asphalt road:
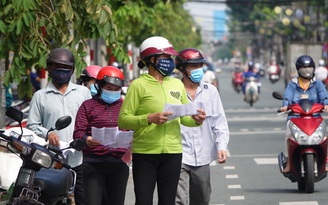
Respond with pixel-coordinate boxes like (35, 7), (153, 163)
(124, 65), (328, 205)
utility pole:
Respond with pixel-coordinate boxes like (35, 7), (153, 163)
(0, 59), (6, 129)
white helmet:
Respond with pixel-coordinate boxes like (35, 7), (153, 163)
(319, 59), (325, 66)
(138, 36), (178, 68)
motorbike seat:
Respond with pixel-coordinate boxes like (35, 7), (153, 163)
(34, 167), (73, 196)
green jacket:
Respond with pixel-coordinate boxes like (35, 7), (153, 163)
(118, 74), (198, 154)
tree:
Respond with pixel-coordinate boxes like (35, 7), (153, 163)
(0, 0), (130, 99)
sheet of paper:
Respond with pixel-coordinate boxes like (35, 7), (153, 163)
(163, 102), (204, 120)
(92, 126), (133, 149)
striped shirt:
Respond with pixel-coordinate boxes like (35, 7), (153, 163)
(73, 97), (126, 163)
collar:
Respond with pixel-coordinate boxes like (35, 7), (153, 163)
(46, 81), (77, 95)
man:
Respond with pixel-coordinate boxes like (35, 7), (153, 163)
(27, 48), (91, 205)
(175, 48), (230, 205)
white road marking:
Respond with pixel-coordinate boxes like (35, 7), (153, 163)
(230, 196), (245, 200)
(228, 184), (241, 189)
(226, 174), (238, 179)
(279, 202), (318, 205)
(223, 166), (235, 170)
(254, 158), (278, 164)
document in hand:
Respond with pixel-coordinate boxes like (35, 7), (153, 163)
(163, 102), (205, 121)
(91, 126), (134, 149)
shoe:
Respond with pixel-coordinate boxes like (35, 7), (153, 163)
(282, 157), (290, 173)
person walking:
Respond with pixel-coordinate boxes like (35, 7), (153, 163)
(77, 65), (102, 96)
(118, 36), (206, 205)
(74, 66), (129, 205)
(27, 48), (91, 205)
(175, 48), (230, 205)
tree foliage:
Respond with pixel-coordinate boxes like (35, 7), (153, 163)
(0, 0), (129, 98)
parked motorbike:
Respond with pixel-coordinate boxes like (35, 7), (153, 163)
(232, 70), (243, 93)
(268, 64), (280, 84)
(273, 91), (328, 193)
(244, 76), (259, 106)
(0, 106), (85, 204)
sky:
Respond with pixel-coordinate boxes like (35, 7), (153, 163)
(183, 2), (228, 43)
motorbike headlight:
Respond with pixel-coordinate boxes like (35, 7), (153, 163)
(290, 121), (325, 145)
(31, 149), (53, 168)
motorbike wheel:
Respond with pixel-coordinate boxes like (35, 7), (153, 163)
(249, 92), (253, 107)
(304, 154), (315, 193)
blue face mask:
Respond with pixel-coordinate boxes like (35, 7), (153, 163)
(189, 68), (204, 83)
(156, 58), (175, 76)
(89, 84), (98, 96)
(203, 66), (208, 72)
(101, 89), (121, 104)
(49, 68), (73, 84)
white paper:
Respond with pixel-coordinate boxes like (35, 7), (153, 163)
(92, 126), (133, 149)
(163, 102), (204, 120)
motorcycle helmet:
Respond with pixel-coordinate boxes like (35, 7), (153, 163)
(97, 66), (124, 87)
(319, 59), (325, 67)
(46, 48), (75, 67)
(175, 48), (206, 70)
(295, 55), (315, 79)
(138, 36), (178, 68)
(78, 65), (102, 85)
(248, 61), (254, 71)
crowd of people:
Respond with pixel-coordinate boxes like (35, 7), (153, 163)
(13, 35), (229, 205)
(7, 34), (328, 204)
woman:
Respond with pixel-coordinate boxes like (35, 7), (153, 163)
(118, 36), (206, 205)
(77, 65), (102, 96)
(74, 66), (129, 205)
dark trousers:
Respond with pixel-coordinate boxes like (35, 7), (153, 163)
(132, 153), (182, 205)
(83, 162), (129, 205)
(72, 165), (85, 205)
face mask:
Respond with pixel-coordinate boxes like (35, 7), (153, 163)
(203, 66), (208, 72)
(189, 68), (204, 83)
(298, 67), (314, 79)
(49, 68), (73, 84)
(101, 89), (121, 104)
(89, 84), (98, 96)
(156, 58), (175, 76)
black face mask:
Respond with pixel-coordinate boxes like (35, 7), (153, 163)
(49, 68), (73, 84)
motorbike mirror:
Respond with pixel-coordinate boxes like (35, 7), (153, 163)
(55, 116), (72, 131)
(272, 91), (284, 100)
(6, 106), (24, 141)
(6, 106), (23, 123)
(69, 139), (86, 151)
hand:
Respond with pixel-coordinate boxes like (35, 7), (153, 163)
(148, 112), (173, 125)
(86, 136), (101, 148)
(280, 106), (288, 112)
(192, 109), (206, 125)
(324, 105), (328, 113)
(218, 150), (227, 164)
(48, 132), (60, 147)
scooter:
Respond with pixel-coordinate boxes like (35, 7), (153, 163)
(0, 106), (85, 204)
(244, 76), (259, 107)
(268, 64), (280, 84)
(273, 91), (328, 193)
(232, 70), (243, 93)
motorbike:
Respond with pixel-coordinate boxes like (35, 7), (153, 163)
(268, 64), (280, 84)
(232, 70), (243, 93)
(244, 76), (259, 106)
(273, 91), (328, 193)
(0, 106), (85, 204)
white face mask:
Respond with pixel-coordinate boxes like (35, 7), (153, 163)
(298, 67), (314, 79)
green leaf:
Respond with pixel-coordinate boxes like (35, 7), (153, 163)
(0, 20), (6, 33)
(16, 18), (23, 35)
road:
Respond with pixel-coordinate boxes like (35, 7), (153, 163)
(124, 65), (328, 205)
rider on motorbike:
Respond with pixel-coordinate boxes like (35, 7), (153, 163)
(242, 61), (260, 100)
(280, 55), (328, 173)
(77, 65), (102, 96)
(314, 59), (328, 88)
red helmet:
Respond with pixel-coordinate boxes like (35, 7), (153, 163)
(138, 36), (178, 68)
(81, 65), (102, 79)
(175, 48), (206, 70)
(97, 66), (124, 87)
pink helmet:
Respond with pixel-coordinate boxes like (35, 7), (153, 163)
(138, 36), (178, 68)
(81, 65), (102, 79)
